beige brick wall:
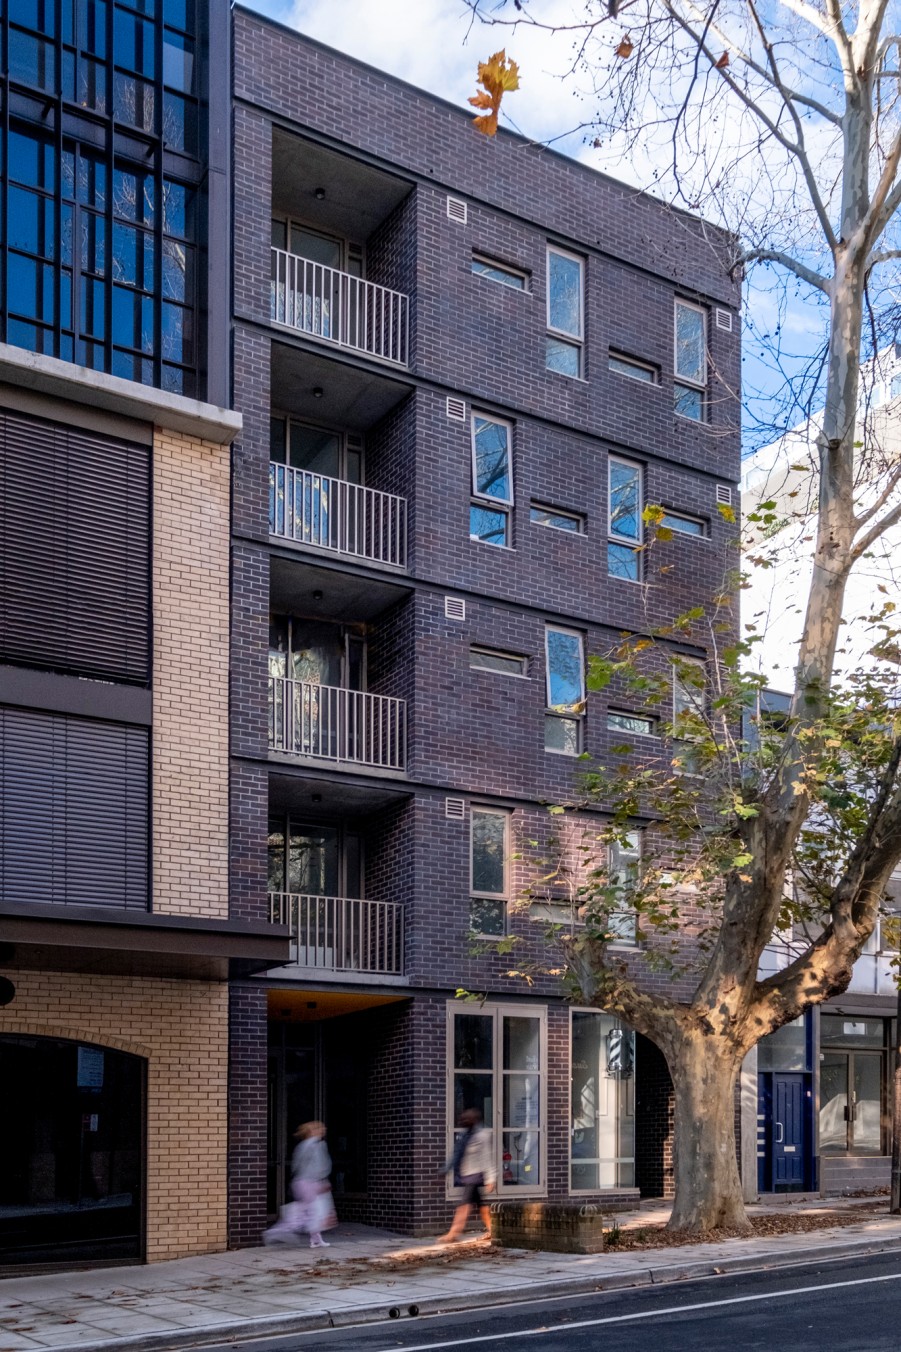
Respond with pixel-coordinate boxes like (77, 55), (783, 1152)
(152, 428), (230, 918)
(0, 970), (228, 1262)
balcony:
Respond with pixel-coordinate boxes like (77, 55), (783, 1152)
(269, 676), (407, 771)
(270, 462), (407, 569)
(271, 248), (410, 367)
(269, 892), (404, 975)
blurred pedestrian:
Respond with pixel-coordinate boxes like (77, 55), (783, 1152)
(291, 1119), (335, 1248)
(437, 1107), (496, 1243)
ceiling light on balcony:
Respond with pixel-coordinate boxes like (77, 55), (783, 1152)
(312, 386), (324, 398)
(312, 590), (324, 601)
(314, 187), (326, 200)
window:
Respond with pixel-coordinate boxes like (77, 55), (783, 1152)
(470, 414), (513, 547)
(470, 647), (528, 678)
(660, 511), (707, 538)
(674, 300), (707, 421)
(607, 711), (656, 736)
(470, 808), (509, 935)
(449, 1006), (545, 1195)
(546, 247), (583, 377)
(472, 255), (528, 291)
(545, 627), (584, 754)
(672, 657), (707, 773)
(608, 458), (642, 581)
(608, 830), (641, 944)
(609, 352), (657, 384)
(530, 504), (585, 534)
(570, 1011), (635, 1191)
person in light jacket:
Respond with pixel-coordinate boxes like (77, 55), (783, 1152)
(436, 1107), (496, 1243)
(291, 1120), (334, 1248)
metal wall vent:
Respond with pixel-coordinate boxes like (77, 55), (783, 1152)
(445, 797), (466, 820)
(445, 596), (467, 621)
(716, 484), (733, 506)
(446, 396), (467, 422)
(447, 196), (468, 224)
(715, 308), (733, 333)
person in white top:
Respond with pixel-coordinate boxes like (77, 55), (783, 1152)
(436, 1107), (497, 1244)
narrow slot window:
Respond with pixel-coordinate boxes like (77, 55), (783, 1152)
(607, 711), (656, 736)
(470, 647), (528, 677)
(530, 503), (585, 534)
(609, 352), (657, 384)
(472, 255), (528, 291)
(660, 511), (707, 538)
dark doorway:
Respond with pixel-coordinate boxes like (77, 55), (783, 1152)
(0, 1036), (144, 1268)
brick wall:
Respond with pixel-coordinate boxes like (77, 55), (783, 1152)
(227, 982), (269, 1247)
(152, 428), (230, 918)
(0, 970), (228, 1260)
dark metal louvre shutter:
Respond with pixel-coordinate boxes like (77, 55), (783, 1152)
(0, 707), (149, 910)
(0, 410), (150, 683)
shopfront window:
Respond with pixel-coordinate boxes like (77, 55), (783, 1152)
(819, 1015), (888, 1156)
(449, 1006), (545, 1193)
(570, 1011), (635, 1191)
(0, 1035), (143, 1267)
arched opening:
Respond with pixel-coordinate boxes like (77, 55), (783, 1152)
(0, 1035), (145, 1268)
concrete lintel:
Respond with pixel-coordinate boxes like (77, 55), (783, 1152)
(0, 342), (242, 444)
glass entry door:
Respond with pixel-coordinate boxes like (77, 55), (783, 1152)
(0, 1036), (143, 1267)
(820, 1051), (884, 1155)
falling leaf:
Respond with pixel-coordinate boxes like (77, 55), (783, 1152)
(616, 35), (634, 58)
(469, 50), (520, 136)
(715, 51), (730, 68)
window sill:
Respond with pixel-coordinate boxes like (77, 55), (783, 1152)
(469, 536), (516, 551)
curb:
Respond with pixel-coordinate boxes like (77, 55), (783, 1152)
(28, 1231), (901, 1352)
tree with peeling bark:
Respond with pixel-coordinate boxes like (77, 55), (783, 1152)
(466, 0), (901, 1236)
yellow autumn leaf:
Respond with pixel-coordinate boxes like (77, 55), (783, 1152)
(469, 49), (520, 136)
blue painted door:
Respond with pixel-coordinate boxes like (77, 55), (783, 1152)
(773, 1073), (805, 1188)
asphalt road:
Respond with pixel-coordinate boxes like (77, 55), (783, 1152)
(222, 1249), (901, 1352)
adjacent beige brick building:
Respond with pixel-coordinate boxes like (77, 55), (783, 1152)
(152, 428), (231, 921)
(0, 971), (229, 1261)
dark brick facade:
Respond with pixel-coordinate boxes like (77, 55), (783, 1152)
(227, 7), (741, 1241)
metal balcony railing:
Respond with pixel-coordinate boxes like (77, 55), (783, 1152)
(269, 892), (404, 975)
(269, 677), (407, 771)
(271, 248), (410, 366)
(269, 463), (407, 568)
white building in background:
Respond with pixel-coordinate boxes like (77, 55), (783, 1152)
(740, 350), (901, 1199)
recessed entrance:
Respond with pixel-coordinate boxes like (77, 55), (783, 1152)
(0, 1035), (144, 1268)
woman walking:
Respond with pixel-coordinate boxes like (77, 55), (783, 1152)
(437, 1107), (496, 1243)
(291, 1120), (335, 1248)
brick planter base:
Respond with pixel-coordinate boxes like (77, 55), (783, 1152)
(490, 1194), (639, 1253)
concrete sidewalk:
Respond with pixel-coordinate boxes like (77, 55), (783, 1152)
(2, 1204), (901, 1352)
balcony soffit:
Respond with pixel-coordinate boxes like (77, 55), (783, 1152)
(269, 554), (410, 622)
(271, 133), (413, 241)
(270, 344), (410, 430)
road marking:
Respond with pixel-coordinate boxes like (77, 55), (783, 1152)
(388, 1264), (901, 1350)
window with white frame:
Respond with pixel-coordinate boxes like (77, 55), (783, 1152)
(607, 829), (641, 944)
(674, 300), (707, 421)
(472, 255), (529, 291)
(660, 510), (707, 538)
(530, 503), (586, 534)
(546, 247), (584, 377)
(570, 1010), (635, 1191)
(470, 414), (513, 546)
(449, 1005), (545, 1194)
(544, 626), (585, 754)
(607, 710), (656, 736)
(609, 352), (657, 384)
(672, 657), (707, 773)
(470, 646), (528, 678)
(470, 807), (509, 935)
(608, 458), (643, 581)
